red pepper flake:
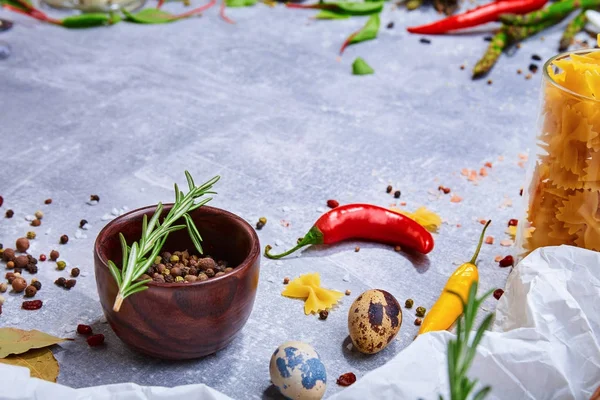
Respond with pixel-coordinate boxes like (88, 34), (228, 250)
(456, 224), (462, 228)
(87, 334), (105, 347)
(493, 288), (504, 300)
(508, 219), (518, 227)
(450, 195), (462, 203)
(499, 255), (514, 267)
(400, 201), (407, 206)
(467, 170), (478, 182)
(438, 186), (451, 194)
(484, 236), (494, 245)
(280, 220), (290, 228)
(461, 168), (469, 176)
(479, 168), (488, 177)
(336, 372), (357, 386)
(484, 162), (493, 168)
(22, 300), (43, 310)
(494, 255), (503, 262)
(77, 324), (93, 335)
(327, 199), (339, 209)
(517, 161), (526, 168)
(500, 239), (514, 247)
(479, 219), (487, 225)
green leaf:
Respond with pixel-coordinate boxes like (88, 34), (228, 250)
(334, 1), (383, 15)
(61, 13), (112, 28)
(350, 13), (380, 45)
(352, 57), (374, 75)
(184, 213), (204, 254)
(473, 386), (492, 400)
(123, 8), (177, 24)
(108, 260), (122, 286)
(226, 0), (256, 7)
(119, 233), (129, 277)
(146, 202), (163, 235)
(0, 329), (69, 358)
(123, 285), (149, 297)
(123, 279), (151, 297)
(185, 170), (195, 191)
(314, 9), (350, 19)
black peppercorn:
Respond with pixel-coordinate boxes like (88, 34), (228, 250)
(60, 235), (69, 244)
(164, 274), (174, 283)
(319, 310), (329, 320)
(55, 277), (66, 287)
(394, 190), (401, 199)
(90, 194), (100, 202)
(386, 185), (392, 193)
(71, 268), (80, 277)
(5, 209), (14, 218)
(31, 281), (42, 291)
(79, 219), (88, 228)
(65, 279), (76, 289)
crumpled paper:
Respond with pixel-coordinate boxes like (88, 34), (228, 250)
(331, 245), (600, 400)
(586, 10), (600, 33)
(1, 246), (599, 399)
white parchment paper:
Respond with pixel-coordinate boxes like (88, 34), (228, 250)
(1, 246), (599, 399)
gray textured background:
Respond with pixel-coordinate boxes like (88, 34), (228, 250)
(0, 4), (583, 398)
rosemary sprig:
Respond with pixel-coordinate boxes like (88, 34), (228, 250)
(109, 172), (220, 312)
(443, 281), (495, 400)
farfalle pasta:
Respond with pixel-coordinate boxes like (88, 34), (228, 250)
(518, 40), (600, 256)
(281, 273), (344, 315)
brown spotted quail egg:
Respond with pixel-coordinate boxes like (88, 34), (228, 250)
(348, 289), (402, 354)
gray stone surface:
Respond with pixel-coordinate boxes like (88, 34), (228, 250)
(0, 4), (581, 398)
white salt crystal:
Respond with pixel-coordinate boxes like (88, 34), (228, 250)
(25, 215), (35, 221)
(111, 208), (120, 216)
(102, 214), (114, 221)
(274, 240), (283, 247)
(343, 274), (350, 282)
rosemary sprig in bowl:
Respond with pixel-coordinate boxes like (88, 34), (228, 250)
(109, 171), (220, 312)
(443, 281), (495, 400)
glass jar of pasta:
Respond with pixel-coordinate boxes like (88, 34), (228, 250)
(517, 47), (600, 258)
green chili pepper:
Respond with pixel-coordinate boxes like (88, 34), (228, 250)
(123, 8), (178, 24)
(559, 11), (587, 51)
(314, 9), (350, 19)
(287, 1), (384, 16)
(61, 13), (112, 28)
(225, 0), (256, 7)
(472, 30), (507, 79)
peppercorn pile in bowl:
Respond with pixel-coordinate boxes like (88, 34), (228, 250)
(143, 250), (231, 284)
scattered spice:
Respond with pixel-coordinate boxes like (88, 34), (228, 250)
(336, 372), (357, 386)
(484, 236), (494, 245)
(34, 210), (43, 219)
(0, 196), (2, 207)
(529, 64), (538, 73)
(16, 238), (30, 252)
(31, 281), (41, 291)
(508, 219), (518, 226)
(483, 36), (492, 41)
(525, 73), (532, 80)
(44, 198), (52, 204)
(479, 167), (488, 177)
(5, 209), (14, 218)
(54, 277), (66, 287)
(438, 185), (451, 194)
(71, 268), (80, 277)
(0, 283), (7, 293)
(345, 289), (351, 296)
(394, 190), (401, 199)
(22, 300), (43, 310)
(532, 54), (541, 61)
(354, 246), (360, 252)
(487, 79), (493, 85)
(24, 285), (37, 298)
(87, 334), (105, 347)
(450, 195), (462, 203)
(90, 194), (100, 202)
(39, 254), (46, 262)
(493, 288), (504, 300)
(416, 306), (426, 317)
(49, 250), (59, 261)
(6, 261), (14, 269)
(394, 245), (402, 252)
(31, 219), (41, 227)
(79, 219), (88, 228)
(386, 185), (393, 194)
(484, 162), (493, 168)
(65, 279), (77, 289)
(414, 317), (422, 326)
(386, 21), (394, 29)
(499, 255), (514, 267)
(327, 199), (340, 208)
(59, 235), (69, 244)
(420, 37), (431, 44)
(494, 255), (503, 262)
(14, 255), (28, 269)
(319, 310), (329, 320)
(256, 220), (265, 230)
(77, 324), (93, 335)
(11, 277), (27, 293)
(26, 231), (36, 240)
(283, 277), (290, 285)
(56, 261), (66, 271)
(405, 298), (414, 308)
(460, 64), (465, 70)
(500, 239), (514, 247)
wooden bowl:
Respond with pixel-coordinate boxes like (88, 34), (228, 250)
(94, 204), (260, 360)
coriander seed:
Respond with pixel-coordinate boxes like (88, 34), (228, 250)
(345, 289), (351, 296)
(34, 210), (43, 219)
(416, 306), (426, 317)
(6, 261), (14, 269)
(26, 231), (36, 239)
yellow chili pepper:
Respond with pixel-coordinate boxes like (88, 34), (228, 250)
(418, 220), (491, 335)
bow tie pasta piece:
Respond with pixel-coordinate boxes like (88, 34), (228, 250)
(282, 273), (344, 315)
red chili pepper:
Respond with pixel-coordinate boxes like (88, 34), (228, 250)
(265, 204), (434, 259)
(406, 0), (548, 35)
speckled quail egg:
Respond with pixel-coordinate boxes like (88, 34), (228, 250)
(348, 289), (402, 354)
(269, 341), (327, 400)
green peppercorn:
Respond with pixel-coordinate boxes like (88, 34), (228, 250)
(405, 299), (414, 309)
(154, 256), (162, 264)
(56, 261), (66, 271)
(162, 268), (170, 276)
(26, 231), (36, 240)
(259, 217), (267, 224)
(416, 306), (426, 317)
(175, 276), (184, 282)
(170, 255), (179, 263)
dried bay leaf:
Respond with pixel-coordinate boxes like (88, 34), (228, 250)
(0, 328), (69, 358)
(0, 348), (59, 382)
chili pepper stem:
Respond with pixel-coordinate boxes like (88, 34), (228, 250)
(265, 227), (323, 259)
(469, 220), (491, 265)
(219, 0), (235, 24)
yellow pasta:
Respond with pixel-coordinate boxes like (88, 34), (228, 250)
(390, 206), (442, 233)
(520, 43), (600, 256)
(282, 273), (344, 315)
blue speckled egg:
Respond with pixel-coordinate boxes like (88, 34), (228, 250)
(269, 341), (327, 400)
